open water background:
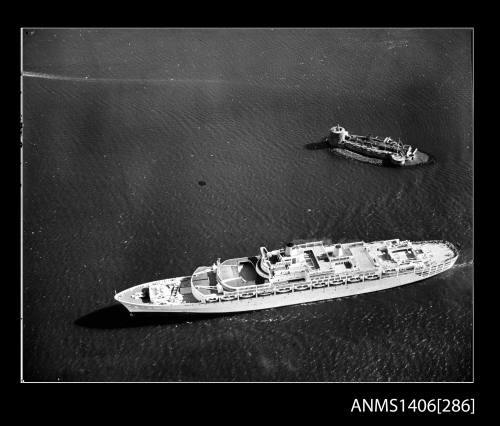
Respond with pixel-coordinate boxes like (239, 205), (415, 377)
(22, 28), (473, 381)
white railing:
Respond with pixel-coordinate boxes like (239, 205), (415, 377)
(414, 261), (448, 277)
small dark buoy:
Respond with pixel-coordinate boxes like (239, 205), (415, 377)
(198, 180), (207, 186)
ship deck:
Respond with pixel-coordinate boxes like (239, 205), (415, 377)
(191, 266), (219, 295)
(218, 257), (265, 289)
(349, 245), (376, 271)
(115, 276), (199, 306)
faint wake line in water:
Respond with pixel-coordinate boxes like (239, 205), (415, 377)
(455, 259), (474, 269)
(22, 71), (229, 85)
(22, 71), (317, 91)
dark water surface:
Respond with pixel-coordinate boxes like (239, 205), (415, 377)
(22, 28), (472, 381)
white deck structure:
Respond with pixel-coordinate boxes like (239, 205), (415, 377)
(115, 239), (458, 314)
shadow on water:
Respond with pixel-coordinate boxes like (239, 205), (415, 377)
(75, 304), (242, 329)
(304, 138), (331, 151)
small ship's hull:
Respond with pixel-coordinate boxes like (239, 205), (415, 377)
(116, 258), (456, 315)
(326, 125), (427, 166)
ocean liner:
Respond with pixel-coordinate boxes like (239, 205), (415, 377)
(327, 125), (421, 166)
(115, 238), (458, 315)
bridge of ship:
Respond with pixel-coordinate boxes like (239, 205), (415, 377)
(188, 256), (267, 295)
(216, 257), (267, 289)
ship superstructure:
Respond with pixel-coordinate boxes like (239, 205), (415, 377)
(327, 125), (418, 166)
(115, 238), (458, 314)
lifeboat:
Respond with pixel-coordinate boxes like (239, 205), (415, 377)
(221, 294), (237, 301)
(331, 279), (344, 285)
(312, 282), (327, 288)
(347, 276), (361, 283)
(294, 284), (310, 291)
(258, 290), (273, 296)
(276, 287), (292, 294)
(364, 274), (380, 280)
(382, 269), (397, 275)
(205, 296), (219, 303)
(239, 292), (256, 299)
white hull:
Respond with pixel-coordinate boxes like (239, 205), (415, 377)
(118, 259), (456, 315)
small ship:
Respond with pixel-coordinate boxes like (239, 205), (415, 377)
(327, 125), (422, 166)
(115, 238), (458, 315)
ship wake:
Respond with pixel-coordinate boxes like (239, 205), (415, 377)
(22, 71), (228, 85)
(454, 259), (474, 269)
